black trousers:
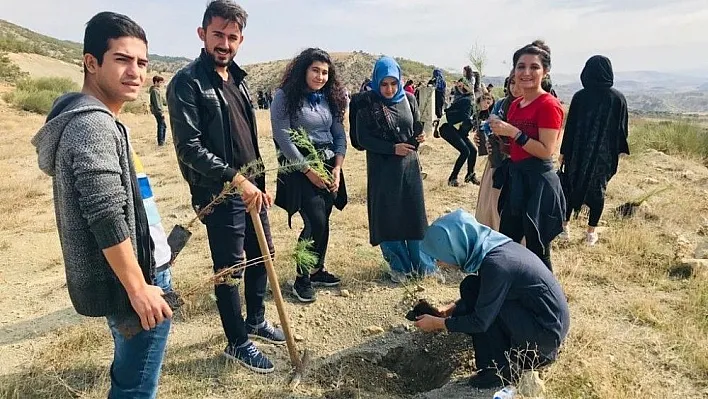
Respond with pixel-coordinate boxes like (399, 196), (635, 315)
(455, 275), (557, 373)
(440, 124), (477, 180)
(195, 194), (274, 346)
(565, 195), (605, 227)
(499, 213), (553, 272)
(297, 181), (334, 275)
(435, 90), (445, 119)
(153, 113), (166, 145)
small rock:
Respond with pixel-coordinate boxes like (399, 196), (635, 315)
(386, 372), (397, 379)
(695, 240), (708, 258)
(340, 289), (350, 298)
(518, 370), (546, 397)
(682, 170), (696, 179)
(414, 285), (425, 293)
(362, 325), (385, 336)
(444, 208), (452, 214)
(315, 320), (323, 327)
(643, 177), (660, 184)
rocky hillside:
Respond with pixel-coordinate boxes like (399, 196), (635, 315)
(0, 19), (190, 73)
(242, 50), (459, 94)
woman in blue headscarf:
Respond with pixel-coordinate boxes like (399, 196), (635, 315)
(415, 209), (570, 389)
(427, 68), (447, 118)
(355, 56), (437, 283)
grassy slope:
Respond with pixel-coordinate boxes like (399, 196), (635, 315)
(0, 97), (706, 397)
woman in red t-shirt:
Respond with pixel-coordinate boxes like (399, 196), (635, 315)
(489, 40), (566, 271)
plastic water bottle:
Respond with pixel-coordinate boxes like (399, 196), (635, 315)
(492, 386), (517, 399)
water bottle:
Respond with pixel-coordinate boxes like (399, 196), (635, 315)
(492, 386), (517, 399)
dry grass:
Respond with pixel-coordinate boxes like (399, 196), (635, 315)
(1, 96), (708, 398)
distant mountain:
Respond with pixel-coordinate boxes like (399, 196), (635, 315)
(0, 19), (191, 72)
(1, 18), (705, 113)
(242, 50), (460, 94)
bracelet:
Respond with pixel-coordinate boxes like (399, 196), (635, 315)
(515, 132), (530, 146)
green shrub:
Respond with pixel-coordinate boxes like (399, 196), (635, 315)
(628, 119), (708, 160)
(122, 100), (148, 114)
(0, 52), (26, 83)
(4, 76), (79, 114)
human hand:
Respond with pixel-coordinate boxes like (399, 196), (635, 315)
(472, 132), (480, 147)
(234, 177), (263, 213)
(489, 118), (519, 138)
(414, 315), (447, 332)
(394, 143), (416, 157)
(128, 285), (173, 331)
(262, 191), (273, 208)
(416, 134), (426, 143)
(306, 169), (329, 190)
(436, 302), (457, 318)
(328, 167), (341, 193)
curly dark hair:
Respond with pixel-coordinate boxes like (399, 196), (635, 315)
(279, 48), (347, 122)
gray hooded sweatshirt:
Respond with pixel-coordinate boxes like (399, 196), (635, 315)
(32, 93), (152, 318)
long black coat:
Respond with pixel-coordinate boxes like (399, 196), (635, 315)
(355, 92), (428, 246)
(560, 55), (630, 214)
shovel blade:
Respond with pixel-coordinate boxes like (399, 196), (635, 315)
(167, 224), (192, 261)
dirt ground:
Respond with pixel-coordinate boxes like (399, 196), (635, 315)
(1, 97), (708, 398)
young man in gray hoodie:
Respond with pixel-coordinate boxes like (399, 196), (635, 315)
(31, 12), (174, 398)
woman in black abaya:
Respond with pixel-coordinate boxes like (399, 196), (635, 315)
(558, 55), (630, 246)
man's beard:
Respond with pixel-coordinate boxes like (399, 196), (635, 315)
(208, 47), (234, 67)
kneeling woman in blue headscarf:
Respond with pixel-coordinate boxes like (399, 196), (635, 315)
(415, 209), (570, 389)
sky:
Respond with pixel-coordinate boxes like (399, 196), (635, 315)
(1, 0), (707, 77)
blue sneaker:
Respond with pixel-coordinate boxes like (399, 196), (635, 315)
(247, 320), (286, 345)
(223, 341), (274, 374)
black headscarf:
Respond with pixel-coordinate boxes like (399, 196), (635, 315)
(560, 55), (630, 215)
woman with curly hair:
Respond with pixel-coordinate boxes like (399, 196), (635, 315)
(270, 48), (349, 302)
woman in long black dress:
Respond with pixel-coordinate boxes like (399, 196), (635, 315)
(559, 55), (629, 246)
(355, 56), (437, 283)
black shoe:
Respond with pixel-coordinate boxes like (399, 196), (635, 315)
(464, 173), (481, 185)
(293, 275), (316, 303)
(310, 268), (341, 287)
(447, 178), (460, 187)
(468, 368), (505, 389)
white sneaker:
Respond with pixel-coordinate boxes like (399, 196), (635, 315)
(586, 232), (599, 246)
(389, 271), (409, 284)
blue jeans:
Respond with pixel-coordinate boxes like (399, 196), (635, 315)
(380, 240), (437, 277)
(154, 114), (167, 145)
(106, 268), (173, 399)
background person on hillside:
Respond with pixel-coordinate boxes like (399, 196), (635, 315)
(474, 72), (522, 231)
(167, 0), (285, 374)
(559, 55), (630, 245)
(356, 56), (437, 283)
(415, 209), (570, 389)
(439, 78), (480, 187)
(489, 40), (566, 272)
(150, 75), (167, 146)
(32, 12), (175, 397)
(270, 47), (349, 303)
(404, 79), (415, 95)
(428, 68), (446, 119)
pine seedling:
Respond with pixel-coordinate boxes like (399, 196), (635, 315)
(293, 238), (319, 275)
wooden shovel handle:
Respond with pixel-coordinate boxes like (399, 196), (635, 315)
(249, 209), (302, 369)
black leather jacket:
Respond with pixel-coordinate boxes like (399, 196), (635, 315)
(167, 49), (265, 196)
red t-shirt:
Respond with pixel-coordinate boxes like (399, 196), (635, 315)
(506, 93), (564, 162)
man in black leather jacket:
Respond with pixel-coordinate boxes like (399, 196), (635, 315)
(167, 0), (285, 374)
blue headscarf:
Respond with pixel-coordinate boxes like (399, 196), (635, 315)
(372, 56), (405, 104)
(421, 209), (511, 274)
(433, 68), (446, 92)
